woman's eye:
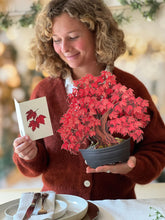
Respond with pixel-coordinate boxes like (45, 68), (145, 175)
(53, 36), (79, 43)
(53, 39), (61, 43)
(69, 36), (79, 40)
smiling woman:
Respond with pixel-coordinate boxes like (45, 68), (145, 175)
(11, 0), (165, 201)
(52, 13), (97, 79)
(0, 0), (164, 191)
(31, 0), (126, 79)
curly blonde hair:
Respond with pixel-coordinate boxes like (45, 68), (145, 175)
(31, 0), (126, 78)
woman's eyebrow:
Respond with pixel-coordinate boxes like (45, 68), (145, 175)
(52, 30), (80, 37)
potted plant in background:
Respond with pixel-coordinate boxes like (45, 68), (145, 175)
(58, 71), (150, 168)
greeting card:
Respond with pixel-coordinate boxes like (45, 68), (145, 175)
(14, 96), (53, 140)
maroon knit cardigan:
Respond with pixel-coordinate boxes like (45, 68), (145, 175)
(13, 67), (165, 200)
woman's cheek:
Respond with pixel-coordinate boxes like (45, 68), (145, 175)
(75, 40), (85, 50)
(53, 44), (60, 54)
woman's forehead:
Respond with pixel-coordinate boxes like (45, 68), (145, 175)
(52, 13), (86, 35)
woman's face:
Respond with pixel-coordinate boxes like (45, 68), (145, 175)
(52, 13), (96, 71)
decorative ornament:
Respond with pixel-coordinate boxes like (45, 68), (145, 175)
(115, 0), (165, 24)
(58, 71), (150, 154)
(0, 1), (42, 30)
(149, 206), (165, 220)
(0, 0), (165, 29)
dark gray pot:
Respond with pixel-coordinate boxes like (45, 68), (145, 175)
(79, 138), (131, 169)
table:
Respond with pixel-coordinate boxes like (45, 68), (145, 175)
(0, 183), (165, 219)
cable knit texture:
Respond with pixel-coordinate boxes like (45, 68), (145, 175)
(13, 67), (165, 200)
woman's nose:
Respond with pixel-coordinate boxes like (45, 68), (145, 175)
(61, 40), (69, 53)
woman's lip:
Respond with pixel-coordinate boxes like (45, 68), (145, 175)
(65, 53), (80, 60)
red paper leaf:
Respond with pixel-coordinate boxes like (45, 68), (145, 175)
(28, 120), (39, 131)
(26, 109), (37, 121)
(26, 108), (46, 132)
(36, 115), (46, 124)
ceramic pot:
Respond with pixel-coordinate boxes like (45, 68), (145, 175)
(79, 138), (131, 169)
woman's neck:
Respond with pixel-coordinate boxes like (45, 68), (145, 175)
(72, 63), (106, 80)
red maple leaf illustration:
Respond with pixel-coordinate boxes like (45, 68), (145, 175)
(26, 108), (46, 132)
(36, 115), (46, 124)
(26, 109), (37, 121)
(28, 120), (40, 131)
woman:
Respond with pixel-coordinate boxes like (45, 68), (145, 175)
(13, 0), (165, 200)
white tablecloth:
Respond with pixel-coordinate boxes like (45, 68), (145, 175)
(91, 198), (165, 220)
(0, 187), (165, 219)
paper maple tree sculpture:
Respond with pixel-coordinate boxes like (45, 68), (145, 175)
(58, 71), (150, 154)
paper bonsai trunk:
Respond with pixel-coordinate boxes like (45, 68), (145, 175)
(94, 108), (118, 147)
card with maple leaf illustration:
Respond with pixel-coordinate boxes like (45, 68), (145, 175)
(14, 96), (53, 140)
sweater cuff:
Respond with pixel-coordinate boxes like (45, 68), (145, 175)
(125, 157), (155, 185)
(13, 141), (48, 175)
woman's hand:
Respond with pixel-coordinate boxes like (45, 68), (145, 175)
(86, 156), (136, 175)
(13, 135), (38, 161)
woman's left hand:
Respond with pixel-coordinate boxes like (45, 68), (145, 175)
(86, 156), (136, 175)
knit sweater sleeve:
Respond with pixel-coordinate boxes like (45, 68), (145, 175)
(126, 82), (165, 184)
(13, 139), (49, 177)
(114, 68), (165, 184)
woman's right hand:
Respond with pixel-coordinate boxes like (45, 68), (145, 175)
(13, 135), (38, 161)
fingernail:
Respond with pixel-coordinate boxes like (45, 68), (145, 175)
(25, 135), (29, 140)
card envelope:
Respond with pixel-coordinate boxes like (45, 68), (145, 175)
(14, 96), (53, 140)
